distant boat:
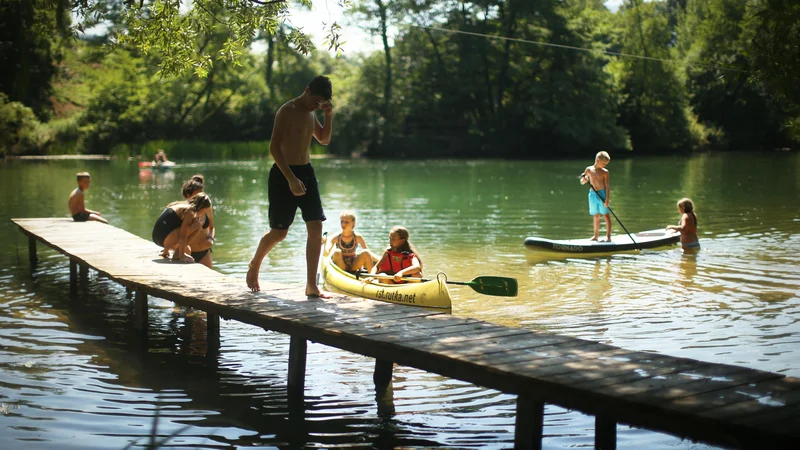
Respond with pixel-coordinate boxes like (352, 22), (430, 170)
(524, 229), (680, 254)
(138, 161), (176, 170)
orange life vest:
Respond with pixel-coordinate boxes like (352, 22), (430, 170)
(377, 249), (415, 275)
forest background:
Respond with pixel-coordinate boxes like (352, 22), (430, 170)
(1, 0), (798, 159)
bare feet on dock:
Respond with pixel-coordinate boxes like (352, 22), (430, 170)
(590, 236), (598, 241)
(306, 285), (333, 299)
(246, 262), (260, 292)
(159, 250), (170, 259)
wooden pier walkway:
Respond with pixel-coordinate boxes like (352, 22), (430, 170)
(13, 218), (800, 449)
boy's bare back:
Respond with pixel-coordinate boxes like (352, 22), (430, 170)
(68, 187), (84, 216)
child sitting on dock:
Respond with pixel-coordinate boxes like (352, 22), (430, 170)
(324, 211), (376, 273)
(666, 198), (700, 251)
(68, 172), (108, 224)
(579, 151), (612, 242)
(152, 192), (213, 263)
(369, 226), (423, 284)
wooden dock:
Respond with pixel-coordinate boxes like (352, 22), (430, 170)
(13, 218), (800, 449)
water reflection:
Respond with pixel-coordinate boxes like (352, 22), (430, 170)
(138, 168), (176, 186)
(1, 154), (799, 449)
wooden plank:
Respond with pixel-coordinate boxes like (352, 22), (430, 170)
(612, 366), (782, 403)
(305, 312), (464, 339)
(570, 353), (706, 390)
(694, 377), (800, 421)
(514, 393), (544, 450)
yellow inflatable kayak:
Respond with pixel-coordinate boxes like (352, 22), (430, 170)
(319, 253), (452, 310)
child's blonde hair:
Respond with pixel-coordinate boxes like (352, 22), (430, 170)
(596, 151), (611, 162)
(677, 198), (695, 214)
(677, 198), (698, 225)
(340, 210), (356, 222)
(76, 172), (91, 181)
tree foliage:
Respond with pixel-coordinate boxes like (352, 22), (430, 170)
(2, 0), (799, 157)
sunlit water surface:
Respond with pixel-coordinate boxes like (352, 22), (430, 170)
(1, 153), (798, 449)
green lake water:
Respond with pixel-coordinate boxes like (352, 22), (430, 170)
(0, 153), (798, 449)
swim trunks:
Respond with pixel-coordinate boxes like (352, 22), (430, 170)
(682, 240), (701, 249)
(72, 212), (90, 222)
(342, 255), (357, 271)
(152, 208), (182, 247)
(588, 189), (610, 216)
(268, 163), (326, 230)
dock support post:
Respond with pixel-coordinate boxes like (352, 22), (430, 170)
(374, 359), (395, 417)
(28, 236), (38, 269)
(595, 416), (617, 450)
(373, 359), (393, 388)
(69, 257), (78, 293)
(134, 290), (148, 332)
(287, 336), (307, 402)
(79, 264), (89, 286)
(514, 393), (544, 450)
(206, 312), (220, 355)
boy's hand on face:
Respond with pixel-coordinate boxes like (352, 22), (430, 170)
(320, 101), (333, 115)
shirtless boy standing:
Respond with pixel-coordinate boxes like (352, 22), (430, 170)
(246, 76), (334, 297)
(68, 172), (108, 224)
(579, 151), (611, 241)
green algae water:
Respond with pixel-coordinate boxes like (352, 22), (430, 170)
(0, 152), (798, 449)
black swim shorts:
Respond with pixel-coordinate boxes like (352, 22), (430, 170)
(152, 208), (182, 247)
(72, 212), (90, 222)
(268, 163), (326, 230)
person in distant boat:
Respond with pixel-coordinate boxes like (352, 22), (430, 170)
(579, 151), (612, 242)
(246, 75), (334, 297)
(68, 172), (108, 224)
(152, 192), (212, 263)
(666, 198), (700, 251)
(154, 149), (169, 163)
(324, 211), (376, 273)
(180, 174), (215, 268)
(368, 226), (423, 284)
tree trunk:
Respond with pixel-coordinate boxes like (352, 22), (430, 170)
(376, 0), (392, 137)
(266, 34), (274, 99)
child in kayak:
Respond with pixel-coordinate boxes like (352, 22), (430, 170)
(579, 151), (612, 241)
(666, 198), (700, 251)
(324, 211), (376, 273)
(369, 226), (423, 284)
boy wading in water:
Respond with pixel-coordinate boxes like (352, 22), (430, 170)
(246, 76), (334, 297)
(580, 151), (612, 241)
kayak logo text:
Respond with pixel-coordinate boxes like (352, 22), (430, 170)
(376, 289), (417, 304)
